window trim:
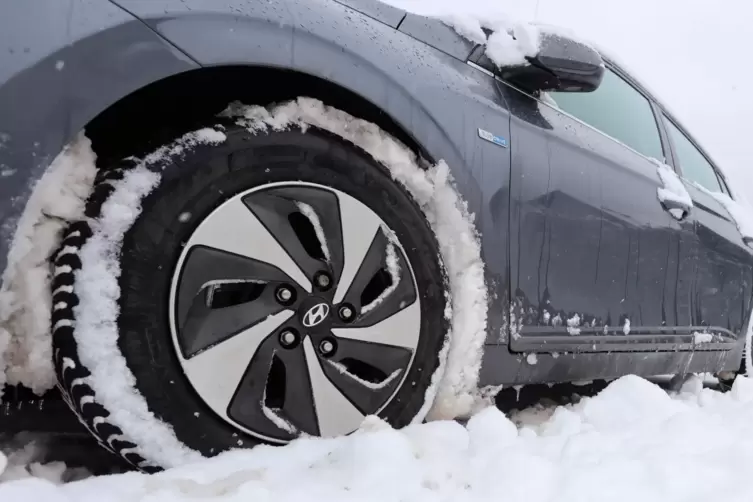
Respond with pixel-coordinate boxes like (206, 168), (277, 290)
(609, 58), (732, 196)
(660, 113), (732, 198)
(478, 54), (733, 198)
(489, 60), (669, 165)
(570, 63), (668, 162)
(649, 99), (678, 170)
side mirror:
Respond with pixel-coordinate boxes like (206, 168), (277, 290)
(500, 31), (605, 94)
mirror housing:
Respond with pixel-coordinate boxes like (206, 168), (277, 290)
(499, 31), (605, 94)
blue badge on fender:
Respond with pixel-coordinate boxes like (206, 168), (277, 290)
(478, 128), (508, 148)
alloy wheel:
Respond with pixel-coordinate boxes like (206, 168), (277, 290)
(168, 182), (422, 442)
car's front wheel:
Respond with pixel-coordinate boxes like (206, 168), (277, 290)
(51, 121), (449, 471)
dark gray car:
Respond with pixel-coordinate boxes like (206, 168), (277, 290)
(1, 0), (750, 471)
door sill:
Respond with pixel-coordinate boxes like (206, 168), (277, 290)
(511, 326), (738, 353)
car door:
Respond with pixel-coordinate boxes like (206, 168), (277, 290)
(500, 64), (692, 354)
(661, 114), (753, 345)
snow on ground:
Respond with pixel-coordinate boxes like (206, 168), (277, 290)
(3, 375), (753, 500)
(0, 438), (89, 485)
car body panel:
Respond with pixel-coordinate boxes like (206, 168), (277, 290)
(478, 341), (733, 386)
(0, 0), (73, 270)
(113, 0), (515, 329)
(0, 0), (749, 392)
(0, 0), (197, 274)
(655, 112), (753, 336)
(683, 178), (753, 336)
(499, 77), (744, 352)
(332, 0), (406, 28)
(478, 75), (748, 384)
(0, 0), (516, 375)
(397, 14), (476, 61)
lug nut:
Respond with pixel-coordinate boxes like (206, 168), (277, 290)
(315, 272), (331, 290)
(319, 339), (335, 356)
(339, 305), (355, 322)
(279, 329), (298, 347)
(276, 286), (294, 304)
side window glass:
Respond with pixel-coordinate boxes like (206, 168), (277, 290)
(547, 69), (664, 160)
(663, 117), (722, 193)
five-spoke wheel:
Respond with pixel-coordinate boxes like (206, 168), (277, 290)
(170, 183), (421, 441)
(53, 124), (448, 470)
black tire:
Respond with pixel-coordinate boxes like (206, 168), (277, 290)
(51, 123), (449, 471)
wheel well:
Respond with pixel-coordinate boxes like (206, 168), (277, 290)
(85, 66), (428, 165)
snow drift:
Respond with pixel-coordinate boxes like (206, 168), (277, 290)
(4, 375), (753, 502)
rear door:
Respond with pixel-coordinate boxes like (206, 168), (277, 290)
(661, 114), (753, 344)
(502, 64), (695, 353)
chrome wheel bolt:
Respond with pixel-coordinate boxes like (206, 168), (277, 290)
(280, 330), (297, 347)
(276, 286), (293, 304)
(319, 339), (335, 356)
(315, 272), (331, 290)
(339, 305), (354, 322)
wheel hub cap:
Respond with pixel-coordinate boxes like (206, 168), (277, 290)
(168, 182), (421, 443)
(301, 301), (331, 328)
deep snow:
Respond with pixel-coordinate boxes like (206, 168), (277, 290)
(4, 375), (753, 501)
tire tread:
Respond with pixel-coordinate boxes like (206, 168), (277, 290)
(51, 160), (161, 473)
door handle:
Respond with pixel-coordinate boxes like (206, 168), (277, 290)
(660, 198), (691, 221)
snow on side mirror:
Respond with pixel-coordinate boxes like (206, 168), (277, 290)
(501, 32), (605, 94)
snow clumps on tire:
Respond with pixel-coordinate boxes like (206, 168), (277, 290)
(11, 97), (487, 471)
(220, 99), (489, 421)
(0, 134), (97, 397)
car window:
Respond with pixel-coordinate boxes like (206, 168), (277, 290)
(663, 117), (722, 193)
(547, 68), (664, 160)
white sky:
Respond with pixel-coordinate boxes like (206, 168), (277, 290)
(384, 0), (753, 205)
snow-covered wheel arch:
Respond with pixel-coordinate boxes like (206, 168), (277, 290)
(1, 97), (488, 469)
(0, 134), (98, 396)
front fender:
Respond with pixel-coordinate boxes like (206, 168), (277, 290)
(128, 0), (515, 345)
(119, 0), (511, 220)
(0, 0), (197, 273)
(3, 0), (514, 356)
